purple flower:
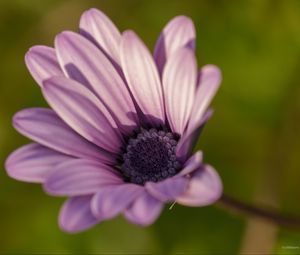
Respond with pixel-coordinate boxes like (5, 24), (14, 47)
(5, 8), (222, 233)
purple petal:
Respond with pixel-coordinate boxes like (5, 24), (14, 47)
(145, 176), (188, 202)
(176, 164), (223, 207)
(124, 191), (163, 226)
(162, 48), (197, 134)
(176, 109), (213, 160)
(44, 159), (123, 196)
(59, 195), (99, 233)
(55, 32), (138, 134)
(79, 8), (121, 65)
(120, 30), (165, 125)
(176, 65), (222, 158)
(91, 183), (144, 220)
(5, 143), (73, 183)
(178, 151), (203, 176)
(13, 108), (115, 164)
(154, 16), (195, 75)
(176, 65), (221, 159)
(25, 46), (63, 86)
(43, 76), (123, 154)
(185, 65), (221, 137)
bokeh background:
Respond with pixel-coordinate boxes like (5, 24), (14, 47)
(1, 0), (300, 254)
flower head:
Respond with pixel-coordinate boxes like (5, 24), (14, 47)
(6, 8), (222, 233)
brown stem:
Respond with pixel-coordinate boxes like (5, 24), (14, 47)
(218, 194), (300, 230)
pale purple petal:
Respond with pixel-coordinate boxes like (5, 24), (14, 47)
(13, 108), (115, 164)
(25, 46), (63, 87)
(44, 159), (123, 196)
(59, 195), (99, 233)
(178, 151), (203, 176)
(145, 176), (188, 202)
(43, 76), (123, 154)
(124, 191), (163, 226)
(91, 183), (144, 220)
(162, 48), (196, 134)
(120, 30), (165, 125)
(176, 109), (213, 160)
(55, 32), (138, 134)
(175, 65), (221, 159)
(185, 65), (221, 137)
(79, 8), (121, 65)
(154, 16), (195, 75)
(176, 164), (223, 207)
(5, 143), (73, 183)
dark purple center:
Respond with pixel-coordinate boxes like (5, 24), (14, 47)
(120, 128), (182, 185)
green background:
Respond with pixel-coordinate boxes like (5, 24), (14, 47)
(1, 0), (300, 254)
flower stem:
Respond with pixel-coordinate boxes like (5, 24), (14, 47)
(218, 194), (300, 230)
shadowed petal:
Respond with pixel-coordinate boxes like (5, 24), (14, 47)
(121, 30), (165, 125)
(154, 16), (195, 75)
(176, 65), (221, 159)
(178, 151), (203, 176)
(43, 76), (123, 154)
(44, 159), (123, 196)
(5, 143), (73, 183)
(80, 8), (121, 64)
(91, 183), (144, 220)
(25, 46), (63, 87)
(13, 108), (114, 164)
(59, 195), (99, 233)
(163, 48), (197, 134)
(176, 109), (213, 160)
(124, 191), (163, 226)
(185, 65), (221, 137)
(176, 164), (222, 207)
(55, 32), (138, 134)
(145, 176), (188, 202)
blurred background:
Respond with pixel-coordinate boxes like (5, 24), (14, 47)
(1, 0), (300, 254)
